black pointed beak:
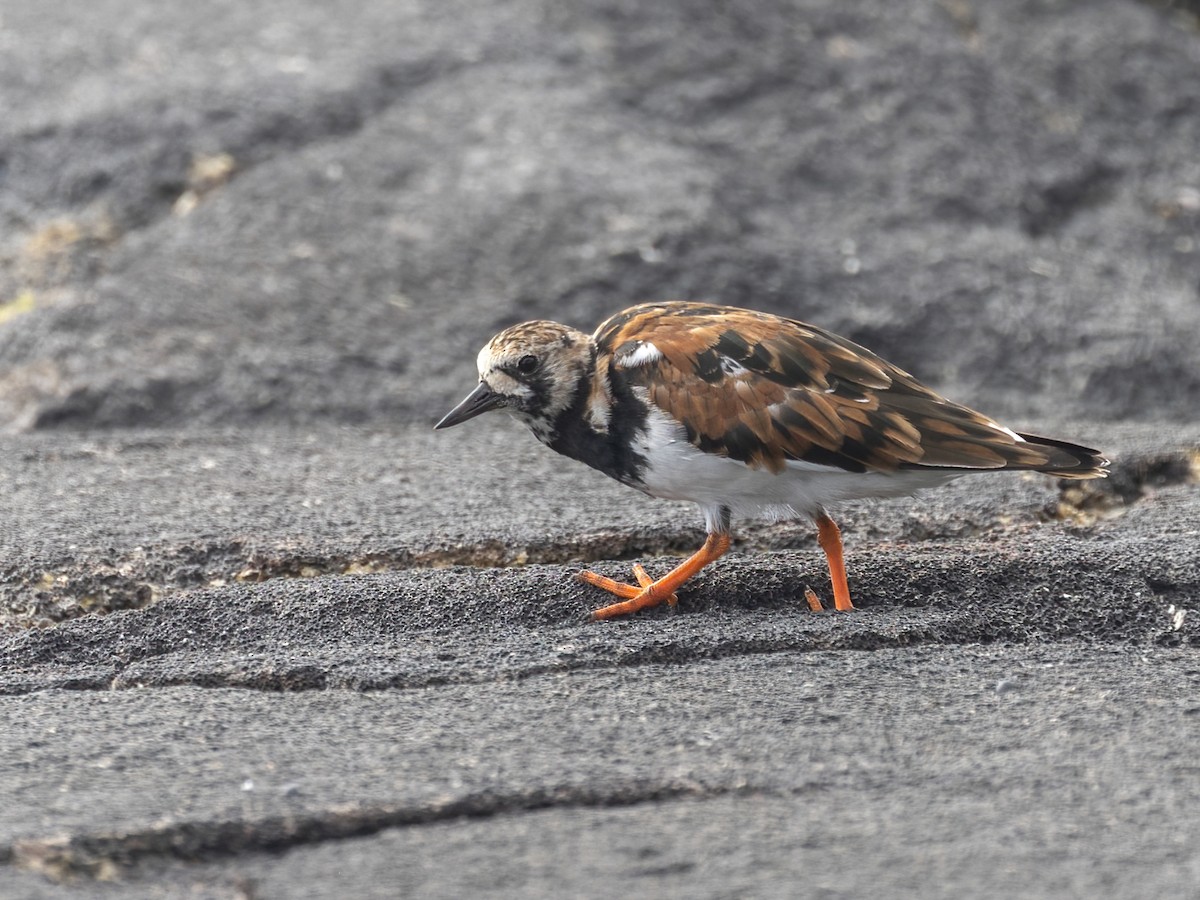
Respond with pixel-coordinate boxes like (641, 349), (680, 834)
(434, 381), (505, 429)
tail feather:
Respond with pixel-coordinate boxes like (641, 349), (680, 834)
(1014, 433), (1108, 479)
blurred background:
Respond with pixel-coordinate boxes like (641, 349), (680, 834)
(1, 0), (1198, 434)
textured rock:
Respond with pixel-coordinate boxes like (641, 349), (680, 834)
(1, 1), (1197, 430)
(1, 1), (1198, 897)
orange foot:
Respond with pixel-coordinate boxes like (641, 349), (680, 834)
(577, 533), (731, 620)
(576, 564), (679, 619)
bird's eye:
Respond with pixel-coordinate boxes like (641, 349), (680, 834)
(516, 354), (539, 375)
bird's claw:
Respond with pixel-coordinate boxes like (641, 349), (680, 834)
(577, 565), (679, 619)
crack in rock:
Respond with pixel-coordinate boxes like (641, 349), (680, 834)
(3, 446), (1195, 630)
(9, 780), (756, 883)
(2, 532), (701, 629)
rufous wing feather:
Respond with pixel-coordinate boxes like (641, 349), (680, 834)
(596, 302), (1106, 478)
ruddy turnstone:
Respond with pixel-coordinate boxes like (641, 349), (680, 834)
(436, 302), (1107, 620)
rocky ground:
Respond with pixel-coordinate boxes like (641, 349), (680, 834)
(1, 1), (1198, 897)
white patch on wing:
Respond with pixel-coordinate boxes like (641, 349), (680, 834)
(617, 341), (663, 368)
(719, 355), (748, 377)
(631, 401), (962, 523)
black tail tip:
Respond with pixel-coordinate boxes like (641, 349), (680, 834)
(1018, 433), (1109, 479)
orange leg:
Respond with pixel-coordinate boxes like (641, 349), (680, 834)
(815, 513), (855, 611)
(578, 533), (731, 620)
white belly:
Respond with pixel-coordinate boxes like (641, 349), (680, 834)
(633, 406), (960, 525)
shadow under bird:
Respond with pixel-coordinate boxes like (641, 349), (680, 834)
(436, 302), (1107, 620)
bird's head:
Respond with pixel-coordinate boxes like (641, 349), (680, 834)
(435, 320), (593, 439)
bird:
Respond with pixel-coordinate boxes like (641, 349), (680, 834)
(435, 302), (1107, 621)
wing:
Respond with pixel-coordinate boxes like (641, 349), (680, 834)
(595, 302), (1103, 477)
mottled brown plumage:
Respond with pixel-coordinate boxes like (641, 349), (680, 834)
(597, 303), (1101, 479)
(436, 301), (1108, 620)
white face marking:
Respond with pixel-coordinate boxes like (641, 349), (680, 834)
(475, 354), (530, 405)
(472, 322), (592, 441)
(617, 340), (663, 368)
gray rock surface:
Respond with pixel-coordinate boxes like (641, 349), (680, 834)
(2, 0), (1199, 430)
(1, 0), (1199, 897)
